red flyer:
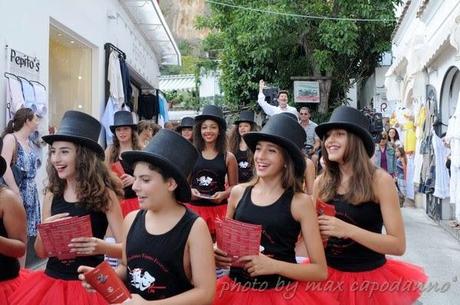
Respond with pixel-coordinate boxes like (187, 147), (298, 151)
(215, 218), (262, 267)
(316, 198), (336, 217)
(111, 161), (125, 177)
(85, 261), (131, 304)
(316, 199), (336, 247)
(38, 215), (93, 260)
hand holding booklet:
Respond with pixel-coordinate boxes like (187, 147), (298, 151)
(84, 261), (131, 304)
(38, 215), (93, 260)
(215, 218), (262, 267)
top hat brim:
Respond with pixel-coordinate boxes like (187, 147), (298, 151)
(0, 156), (6, 177)
(42, 134), (105, 160)
(315, 122), (375, 157)
(243, 132), (306, 178)
(195, 114), (227, 131)
(234, 119), (255, 125)
(110, 124), (138, 134)
(176, 125), (194, 132)
(122, 151), (192, 203)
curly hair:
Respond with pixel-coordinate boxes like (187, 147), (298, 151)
(46, 144), (123, 212)
(193, 119), (227, 154)
(109, 127), (141, 163)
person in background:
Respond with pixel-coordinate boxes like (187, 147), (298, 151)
(1, 108), (41, 267)
(257, 79), (298, 118)
(0, 139), (28, 305)
(188, 105), (238, 239)
(137, 120), (160, 149)
(373, 131), (396, 176)
(228, 110), (257, 183)
(106, 111), (141, 217)
(388, 127), (402, 149)
(177, 117), (195, 142)
(299, 106), (321, 167)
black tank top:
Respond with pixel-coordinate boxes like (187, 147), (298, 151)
(45, 196), (109, 280)
(190, 153), (227, 206)
(126, 208), (198, 300)
(120, 158), (137, 199)
(325, 195), (386, 272)
(229, 186), (300, 289)
(0, 217), (20, 281)
(235, 149), (253, 183)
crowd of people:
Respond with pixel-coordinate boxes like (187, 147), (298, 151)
(0, 81), (428, 305)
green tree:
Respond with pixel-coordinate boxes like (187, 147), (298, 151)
(197, 0), (399, 112)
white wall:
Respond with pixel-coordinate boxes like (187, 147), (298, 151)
(0, 0), (161, 128)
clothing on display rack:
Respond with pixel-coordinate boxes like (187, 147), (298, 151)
(432, 130), (450, 199)
(137, 93), (159, 120)
(445, 96), (460, 220)
(119, 57), (133, 110)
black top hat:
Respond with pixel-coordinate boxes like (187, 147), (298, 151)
(243, 114), (306, 178)
(195, 105), (226, 131)
(280, 112), (299, 122)
(315, 106), (374, 156)
(110, 111), (137, 134)
(176, 117), (195, 132)
(42, 111), (104, 159)
(234, 110), (255, 125)
(122, 129), (199, 202)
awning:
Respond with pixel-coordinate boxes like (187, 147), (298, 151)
(159, 74), (196, 91)
(120, 0), (181, 66)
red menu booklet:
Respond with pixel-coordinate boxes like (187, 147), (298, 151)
(215, 218), (262, 267)
(316, 198), (336, 247)
(85, 261), (131, 304)
(38, 215), (93, 260)
(111, 161), (125, 177)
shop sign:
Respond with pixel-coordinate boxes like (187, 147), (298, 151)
(294, 81), (320, 103)
(8, 47), (40, 80)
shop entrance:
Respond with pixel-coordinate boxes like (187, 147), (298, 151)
(49, 25), (92, 130)
(440, 66), (460, 132)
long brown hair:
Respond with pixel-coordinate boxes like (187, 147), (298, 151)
(46, 144), (123, 211)
(109, 127), (141, 163)
(228, 122), (256, 155)
(318, 132), (375, 204)
(249, 142), (304, 193)
(1, 108), (34, 138)
(193, 119), (227, 154)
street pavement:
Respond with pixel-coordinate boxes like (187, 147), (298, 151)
(399, 207), (460, 305)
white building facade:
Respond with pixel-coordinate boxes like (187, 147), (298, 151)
(385, 0), (460, 221)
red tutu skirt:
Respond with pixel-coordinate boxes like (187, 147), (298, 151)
(121, 197), (140, 218)
(0, 270), (30, 305)
(185, 204), (227, 235)
(316, 259), (427, 305)
(8, 271), (108, 305)
(213, 276), (339, 305)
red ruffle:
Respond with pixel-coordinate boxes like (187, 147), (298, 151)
(185, 204), (227, 235)
(0, 269), (30, 305)
(316, 259), (428, 305)
(121, 198), (140, 218)
(8, 271), (108, 305)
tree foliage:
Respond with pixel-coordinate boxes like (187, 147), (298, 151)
(197, 0), (399, 112)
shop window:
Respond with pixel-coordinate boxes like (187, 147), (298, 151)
(49, 26), (92, 129)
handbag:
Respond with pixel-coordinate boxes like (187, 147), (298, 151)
(10, 135), (26, 187)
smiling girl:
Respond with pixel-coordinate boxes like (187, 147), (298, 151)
(314, 106), (427, 305)
(9, 111), (124, 305)
(187, 105), (238, 238)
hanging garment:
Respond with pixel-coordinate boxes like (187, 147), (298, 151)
(158, 94), (169, 127)
(6, 77), (25, 116)
(108, 51), (125, 104)
(403, 120), (416, 153)
(432, 130), (450, 199)
(31, 83), (48, 117)
(406, 154), (415, 200)
(446, 97), (460, 207)
(119, 58), (133, 109)
(101, 96), (121, 146)
(137, 94), (158, 120)
(20, 78), (36, 105)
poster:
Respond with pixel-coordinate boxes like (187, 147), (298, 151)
(294, 81), (320, 103)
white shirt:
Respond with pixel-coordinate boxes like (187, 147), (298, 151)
(257, 93), (298, 118)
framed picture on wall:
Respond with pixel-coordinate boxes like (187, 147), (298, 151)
(294, 81), (320, 103)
